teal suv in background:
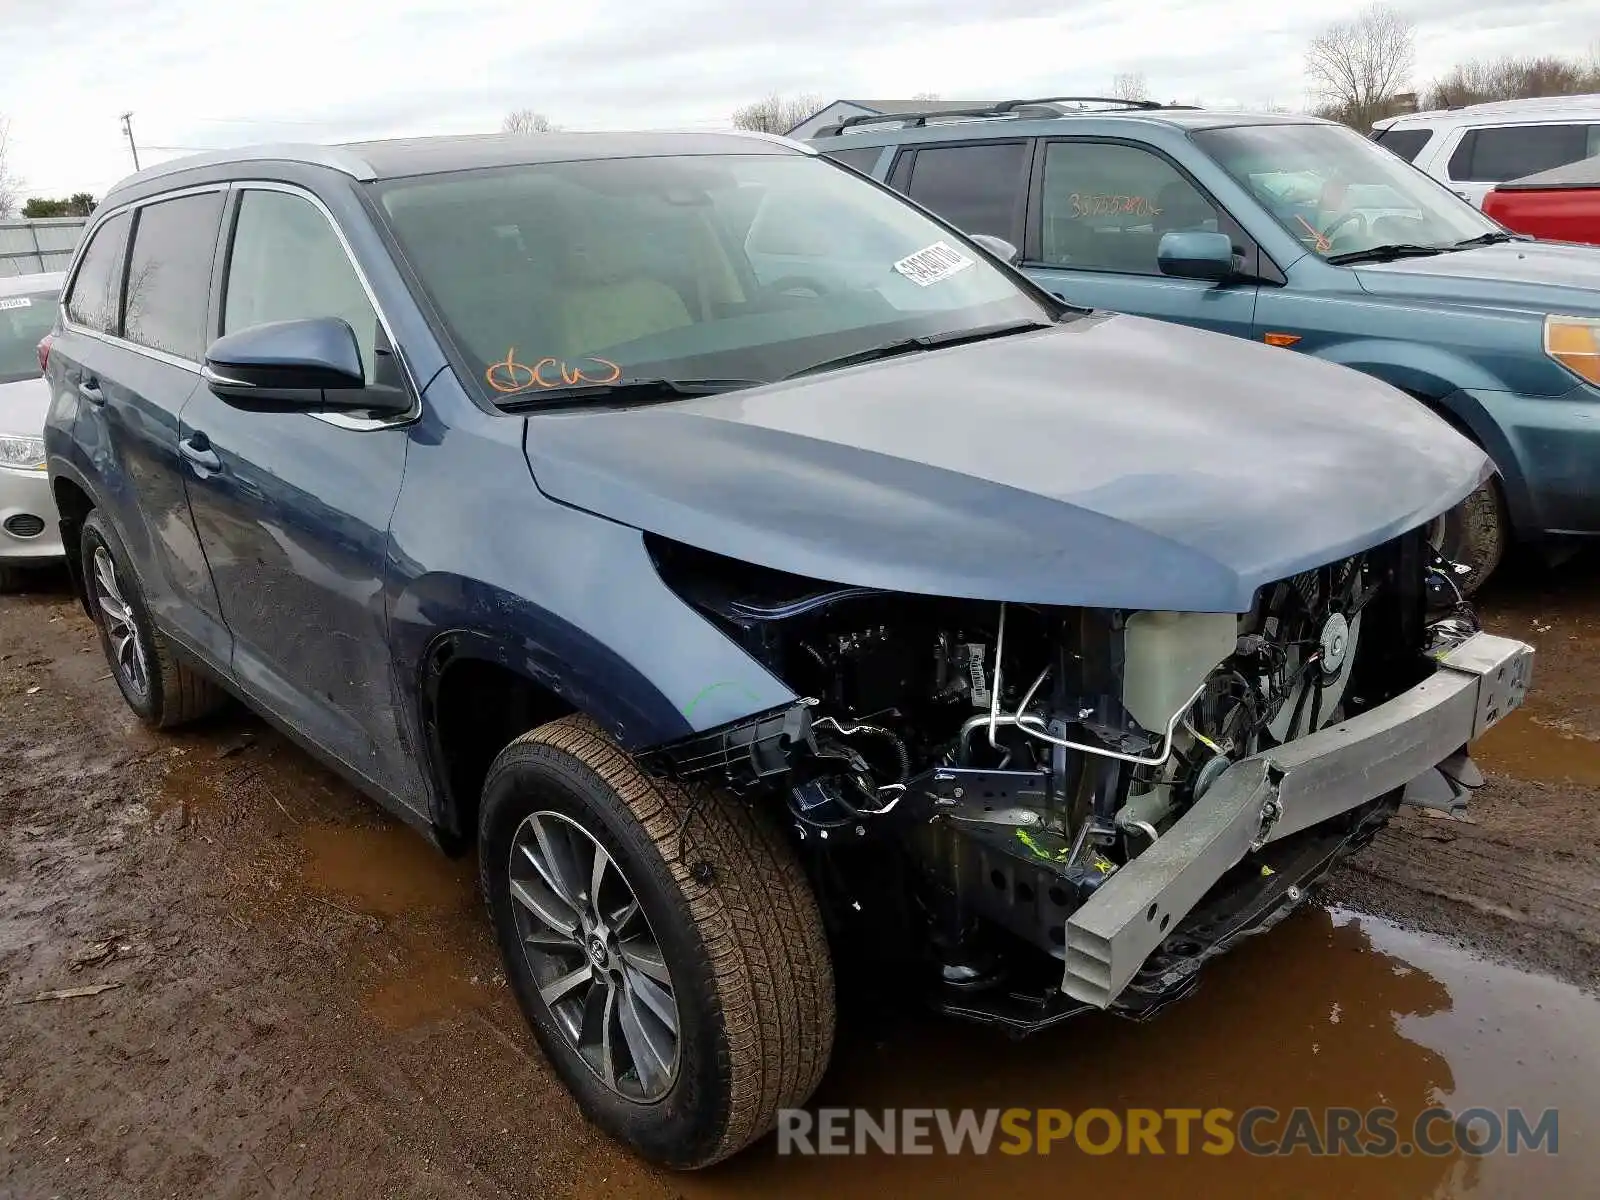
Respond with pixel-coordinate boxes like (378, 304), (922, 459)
(811, 99), (1600, 591)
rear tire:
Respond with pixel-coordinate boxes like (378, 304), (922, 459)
(1428, 476), (1507, 597)
(80, 510), (227, 728)
(480, 714), (834, 1168)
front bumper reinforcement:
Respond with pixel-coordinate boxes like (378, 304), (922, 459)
(1062, 631), (1534, 1008)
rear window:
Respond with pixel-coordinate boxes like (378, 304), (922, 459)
(820, 146), (885, 175)
(1373, 127), (1433, 163)
(64, 211), (132, 335)
(0, 291), (59, 385)
(899, 141), (1029, 242)
(1447, 123), (1600, 183)
(123, 192), (225, 361)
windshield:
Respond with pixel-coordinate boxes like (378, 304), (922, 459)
(1194, 123), (1501, 260)
(373, 153), (1054, 402)
(0, 291), (58, 386)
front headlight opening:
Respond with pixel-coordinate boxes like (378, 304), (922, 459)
(1544, 314), (1600, 387)
(0, 435), (47, 471)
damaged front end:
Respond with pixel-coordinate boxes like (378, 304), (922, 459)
(645, 529), (1533, 1033)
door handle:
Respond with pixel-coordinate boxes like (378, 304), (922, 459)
(78, 377), (104, 405)
(179, 432), (221, 473)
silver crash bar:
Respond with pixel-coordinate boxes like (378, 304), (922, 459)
(1062, 631), (1534, 1008)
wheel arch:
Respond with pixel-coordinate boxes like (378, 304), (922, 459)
(419, 632), (580, 852)
(50, 468), (100, 615)
(1306, 342), (1532, 533)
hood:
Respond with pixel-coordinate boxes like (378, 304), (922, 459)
(0, 376), (49, 437)
(1353, 240), (1600, 316)
(521, 314), (1487, 613)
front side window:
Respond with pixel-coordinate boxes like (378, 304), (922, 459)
(374, 153), (1053, 403)
(1196, 122), (1499, 260)
(223, 189), (383, 383)
(123, 192), (225, 361)
(1039, 141), (1221, 274)
(64, 211), (131, 335)
(900, 142), (1028, 241)
(0, 289), (59, 385)
(1447, 123), (1600, 183)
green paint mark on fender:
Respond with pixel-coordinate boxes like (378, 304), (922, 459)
(682, 680), (763, 721)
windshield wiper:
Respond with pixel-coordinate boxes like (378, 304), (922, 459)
(495, 377), (761, 411)
(1452, 230), (1523, 248)
(1324, 243), (1450, 265)
(785, 319), (1054, 380)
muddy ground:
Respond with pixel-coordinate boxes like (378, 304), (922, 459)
(2, 556), (1598, 1199)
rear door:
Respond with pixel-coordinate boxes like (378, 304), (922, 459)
(179, 183), (417, 806)
(893, 139), (1031, 250)
(1442, 122), (1600, 207)
(56, 191), (231, 663)
(1023, 139), (1259, 338)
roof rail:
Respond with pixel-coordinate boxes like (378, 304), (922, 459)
(988, 95), (1166, 112)
(813, 96), (1192, 136)
(816, 105), (1006, 136)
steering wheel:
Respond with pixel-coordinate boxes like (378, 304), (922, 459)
(764, 274), (835, 299)
(1320, 210), (1368, 243)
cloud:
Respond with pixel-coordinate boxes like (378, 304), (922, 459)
(2, 0), (1595, 199)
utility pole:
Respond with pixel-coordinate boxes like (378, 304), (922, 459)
(120, 112), (141, 171)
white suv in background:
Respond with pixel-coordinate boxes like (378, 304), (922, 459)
(1373, 95), (1600, 207)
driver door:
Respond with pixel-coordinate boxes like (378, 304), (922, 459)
(179, 185), (420, 810)
(1023, 139), (1260, 339)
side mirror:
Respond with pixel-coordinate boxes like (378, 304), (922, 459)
(1156, 231), (1237, 282)
(202, 318), (409, 414)
(969, 233), (1021, 265)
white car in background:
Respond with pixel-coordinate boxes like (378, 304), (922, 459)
(1373, 94), (1600, 208)
(0, 271), (65, 590)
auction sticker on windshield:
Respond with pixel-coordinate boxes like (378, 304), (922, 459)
(893, 240), (975, 287)
(0, 297), (33, 311)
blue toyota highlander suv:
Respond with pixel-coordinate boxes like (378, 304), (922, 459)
(43, 132), (1533, 1168)
(810, 98), (1600, 591)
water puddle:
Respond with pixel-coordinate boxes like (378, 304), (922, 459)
(1473, 703), (1600, 788)
(298, 822), (475, 917)
(671, 906), (1600, 1200)
(295, 820), (492, 1030)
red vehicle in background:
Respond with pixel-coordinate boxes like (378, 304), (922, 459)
(1484, 156), (1600, 245)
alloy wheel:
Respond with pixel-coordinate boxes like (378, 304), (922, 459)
(508, 811), (680, 1101)
(92, 546), (150, 699)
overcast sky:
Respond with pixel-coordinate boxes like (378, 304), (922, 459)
(2, 0), (1595, 201)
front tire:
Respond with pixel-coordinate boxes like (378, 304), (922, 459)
(80, 510), (226, 727)
(1428, 476), (1508, 597)
(480, 715), (835, 1168)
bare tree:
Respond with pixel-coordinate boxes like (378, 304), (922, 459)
(731, 92), (824, 135)
(1305, 3), (1416, 130)
(911, 91), (943, 102)
(502, 108), (557, 134)
(1111, 72), (1150, 103)
(0, 118), (20, 219)
(1425, 51), (1600, 109)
